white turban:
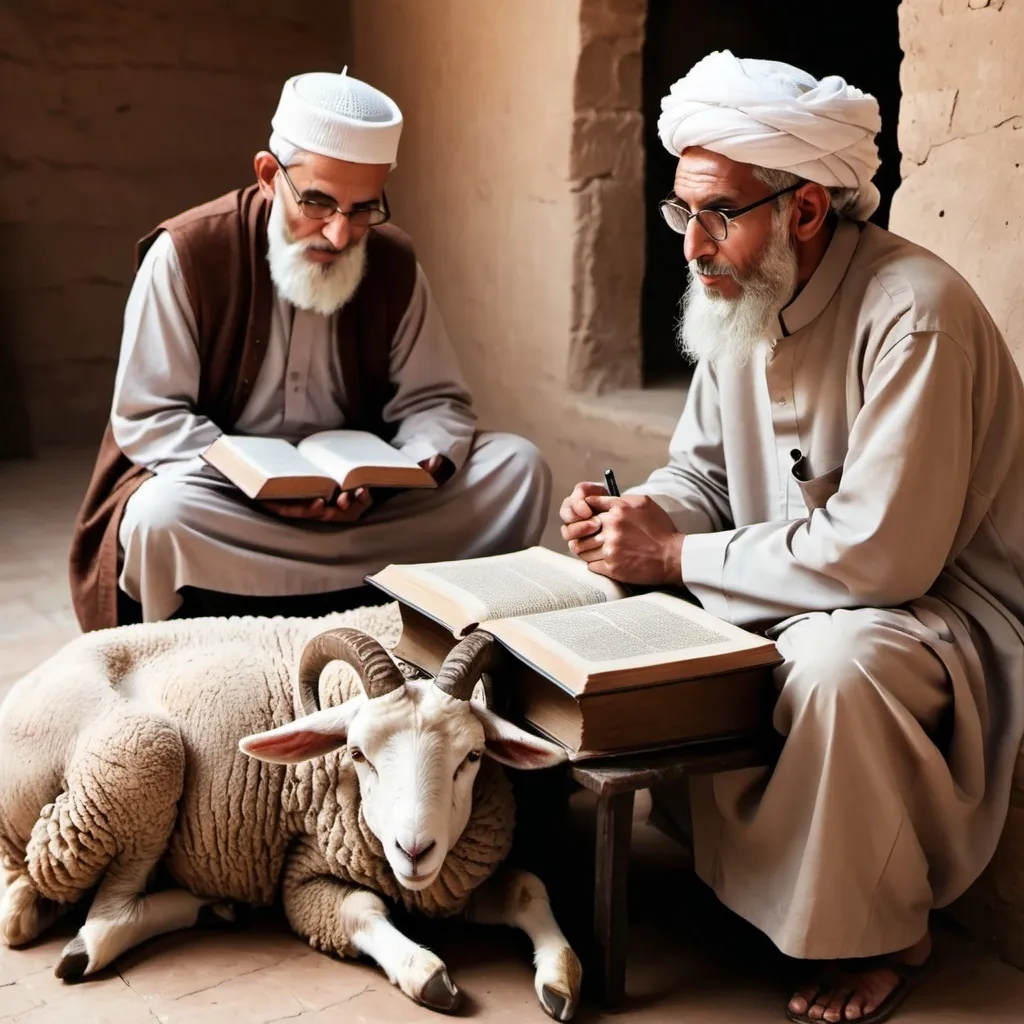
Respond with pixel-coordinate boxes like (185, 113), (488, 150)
(270, 68), (403, 167)
(657, 50), (882, 221)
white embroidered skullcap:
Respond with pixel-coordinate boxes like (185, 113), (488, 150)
(657, 51), (882, 220)
(270, 68), (403, 167)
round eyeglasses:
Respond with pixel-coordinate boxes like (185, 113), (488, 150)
(273, 156), (390, 227)
(658, 182), (802, 242)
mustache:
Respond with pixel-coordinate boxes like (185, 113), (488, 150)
(689, 258), (738, 280)
(304, 242), (344, 256)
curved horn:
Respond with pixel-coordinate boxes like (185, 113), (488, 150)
(296, 628), (404, 715)
(433, 631), (505, 702)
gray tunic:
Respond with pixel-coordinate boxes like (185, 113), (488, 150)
(112, 233), (550, 620)
(633, 219), (1024, 956)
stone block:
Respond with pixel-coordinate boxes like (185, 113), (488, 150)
(570, 111), (643, 185)
(575, 0), (645, 111)
(570, 178), (643, 392)
(889, 119), (1024, 369)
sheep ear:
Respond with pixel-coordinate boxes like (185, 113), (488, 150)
(473, 706), (568, 770)
(239, 701), (361, 764)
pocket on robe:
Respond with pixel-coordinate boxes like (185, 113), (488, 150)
(790, 454), (844, 513)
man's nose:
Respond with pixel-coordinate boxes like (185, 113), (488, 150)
(321, 213), (353, 251)
(683, 217), (718, 265)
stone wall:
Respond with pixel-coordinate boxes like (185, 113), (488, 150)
(570, 0), (645, 392)
(0, 0), (352, 456)
(889, 0), (1024, 969)
(352, 0), (673, 548)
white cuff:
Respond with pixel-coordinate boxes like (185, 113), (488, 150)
(680, 530), (734, 622)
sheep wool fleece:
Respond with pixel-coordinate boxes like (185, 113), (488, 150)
(0, 603), (513, 941)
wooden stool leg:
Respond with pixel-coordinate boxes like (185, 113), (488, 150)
(593, 790), (635, 1009)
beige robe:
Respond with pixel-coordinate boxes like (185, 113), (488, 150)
(113, 232), (550, 621)
(631, 219), (1024, 958)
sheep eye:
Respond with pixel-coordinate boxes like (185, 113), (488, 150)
(349, 748), (365, 763)
(466, 750), (482, 764)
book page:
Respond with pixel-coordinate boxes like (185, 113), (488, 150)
(521, 600), (730, 662)
(483, 591), (779, 693)
(215, 436), (325, 478)
(375, 547), (626, 630)
(298, 430), (421, 481)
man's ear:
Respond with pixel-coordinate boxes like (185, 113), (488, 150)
(473, 706), (568, 770)
(791, 182), (832, 242)
(239, 699), (362, 764)
(253, 151), (279, 200)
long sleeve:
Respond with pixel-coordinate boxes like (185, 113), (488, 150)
(109, 231), (223, 473)
(682, 332), (975, 627)
(626, 360), (734, 535)
(382, 264), (477, 471)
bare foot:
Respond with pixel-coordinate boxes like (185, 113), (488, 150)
(787, 933), (931, 1022)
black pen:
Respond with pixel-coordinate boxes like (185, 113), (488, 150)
(604, 468), (621, 497)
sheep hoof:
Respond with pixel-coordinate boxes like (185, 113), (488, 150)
(54, 934), (90, 982)
(197, 901), (236, 927)
(418, 966), (461, 1013)
(541, 984), (574, 1021)
(1, 877), (54, 947)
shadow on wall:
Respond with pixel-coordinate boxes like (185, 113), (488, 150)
(0, 247), (34, 459)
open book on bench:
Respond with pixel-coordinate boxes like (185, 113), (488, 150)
(201, 430), (437, 502)
(367, 547), (782, 760)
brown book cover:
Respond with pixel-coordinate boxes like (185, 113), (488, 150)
(368, 548), (782, 760)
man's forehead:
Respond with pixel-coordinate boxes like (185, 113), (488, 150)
(289, 152), (389, 190)
(673, 147), (757, 197)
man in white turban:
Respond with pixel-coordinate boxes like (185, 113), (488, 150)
(70, 69), (550, 629)
(560, 51), (1024, 1023)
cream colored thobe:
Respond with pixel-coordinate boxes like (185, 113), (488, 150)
(113, 231), (550, 621)
(631, 219), (1024, 959)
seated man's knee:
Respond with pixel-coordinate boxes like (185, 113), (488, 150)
(483, 433), (552, 499)
(121, 475), (203, 542)
(775, 609), (886, 719)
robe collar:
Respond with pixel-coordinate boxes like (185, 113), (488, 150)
(772, 218), (862, 340)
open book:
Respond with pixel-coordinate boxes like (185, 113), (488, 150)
(367, 547), (782, 760)
(201, 430), (437, 501)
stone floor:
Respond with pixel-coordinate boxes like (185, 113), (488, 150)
(2, 451), (1024, 1023)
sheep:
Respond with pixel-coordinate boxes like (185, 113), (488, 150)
(0, 606), (583, 1019)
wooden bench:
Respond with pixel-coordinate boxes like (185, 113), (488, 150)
(569, 736), (779, 1009)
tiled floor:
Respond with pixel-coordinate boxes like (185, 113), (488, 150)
(2, 451), (1024, 1023)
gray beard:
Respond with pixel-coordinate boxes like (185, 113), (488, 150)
(676, 214), (799, 368)
(266, 198), (368, 316)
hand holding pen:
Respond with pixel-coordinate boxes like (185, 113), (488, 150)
(559, 468), (684, 585)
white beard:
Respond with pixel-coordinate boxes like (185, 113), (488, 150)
(676, 212), (799, 368)
(266, 198), (368, 316)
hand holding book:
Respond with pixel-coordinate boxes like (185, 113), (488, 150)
(260, 453), (454, 523)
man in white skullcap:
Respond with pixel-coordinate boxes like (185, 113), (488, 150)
(561, 50), (1024, 1022)
(70, 70), (550, 628)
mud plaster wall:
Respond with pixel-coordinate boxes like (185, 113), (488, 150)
(352, 0), (668, 549)
(0, 0), (353, 456)
(889, 0), (1024, 969)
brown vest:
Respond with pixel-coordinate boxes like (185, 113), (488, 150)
(69, 185), (417, 632)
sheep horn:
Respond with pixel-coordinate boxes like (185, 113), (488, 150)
(433, 631), (505, 702)
(296, 628), (404, 715)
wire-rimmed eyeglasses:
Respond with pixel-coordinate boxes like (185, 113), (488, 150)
(658, 182), (802, 242)
(272, 155), (390, 227)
